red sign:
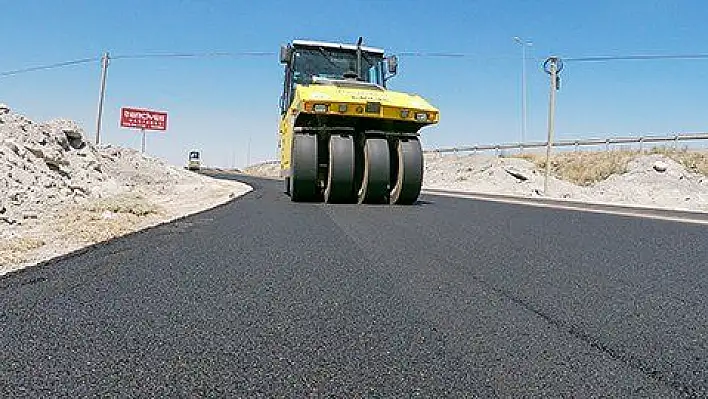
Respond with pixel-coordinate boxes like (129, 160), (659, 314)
(120, 107), (168, 131)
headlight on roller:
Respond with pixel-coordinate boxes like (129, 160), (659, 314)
(400, 109), (410, 118)
(415, 112), (428, 122)
(313, 104), (328, 113)
(338, 104), (348, 113)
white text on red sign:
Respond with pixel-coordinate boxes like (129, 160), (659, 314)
(120, 107), (168, 131)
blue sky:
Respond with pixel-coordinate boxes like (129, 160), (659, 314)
(1, 0), (707, 167)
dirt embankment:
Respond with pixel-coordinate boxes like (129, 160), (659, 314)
(424, 150), (708, 211)
(0, 104), (251, 275)
(242, 162), (280, 179)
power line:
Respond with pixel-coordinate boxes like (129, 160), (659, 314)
(563, 53), (708, 62)
(396, 52), (468, 58)
(395, 52), (708, 64)
(111, 51), (275, 60)
(396, 52), (521, 62)
(0, 52), (276, 78)
(4, 51), (708, 79)
(0, 57), (100, 78)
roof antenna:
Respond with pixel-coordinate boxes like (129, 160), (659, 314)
(356, 37), (363, 80)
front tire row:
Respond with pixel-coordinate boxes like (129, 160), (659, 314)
(288, 134), (423, 205)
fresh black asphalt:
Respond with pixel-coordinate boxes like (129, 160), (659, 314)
(1, 174), (707, 397)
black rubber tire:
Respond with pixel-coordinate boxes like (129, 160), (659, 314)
(390, 138), (423, 205)
(290, 134), (319, 202)
(357, 138), (390, 204)
(284, 176), (291, 195)
(324, 135), (355, 203)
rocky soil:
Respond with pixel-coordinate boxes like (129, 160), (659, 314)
(0, 104), (251, 275)
(424, 153), (708, 211)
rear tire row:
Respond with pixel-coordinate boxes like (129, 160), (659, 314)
(288, 134), (423, 205)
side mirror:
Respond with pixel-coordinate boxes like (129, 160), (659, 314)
(280, 45), (292, 64)
(387, 55), (398, 74)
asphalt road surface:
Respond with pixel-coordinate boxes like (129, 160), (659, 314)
(1, 174), (707, 397)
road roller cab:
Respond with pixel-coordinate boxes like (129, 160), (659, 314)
(278, 38), (438, 204)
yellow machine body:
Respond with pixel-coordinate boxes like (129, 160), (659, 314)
(277, 38), (439, 204)
(279, 84), (438, 171)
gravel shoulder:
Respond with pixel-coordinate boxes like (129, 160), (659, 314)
(0, 105), (251, 275)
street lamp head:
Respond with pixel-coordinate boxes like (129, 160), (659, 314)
(513, 36), (533, 46)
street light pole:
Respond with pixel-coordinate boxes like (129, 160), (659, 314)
(513, 37), (532, 149)
(246, 136), (252, 166)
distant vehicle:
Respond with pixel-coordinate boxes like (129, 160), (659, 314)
(186, 151), (201, 171)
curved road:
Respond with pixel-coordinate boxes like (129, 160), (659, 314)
(1, 174), (707, 396)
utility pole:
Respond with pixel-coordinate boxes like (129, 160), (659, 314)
(513, 37), (532, 150)
(94, 52), (110, 145)
(543, 56), (562, 195)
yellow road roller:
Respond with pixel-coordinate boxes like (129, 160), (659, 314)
(278, 38), (439, 204)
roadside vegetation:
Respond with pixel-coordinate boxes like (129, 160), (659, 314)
(0, 237), (45, 265)
(87, 193), (158, 216)
(505, 147), (708, 186)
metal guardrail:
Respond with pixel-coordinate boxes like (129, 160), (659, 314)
(246, 160), (280, 167)
(424, 132), (708, 154)
(250, 133), (708, 167)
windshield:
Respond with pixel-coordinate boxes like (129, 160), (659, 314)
(292, 47), (384, 86)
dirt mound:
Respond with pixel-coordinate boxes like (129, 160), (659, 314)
(423, 153), (583, 198)
(0, 107), (101, 224)
(243, 161), (280, 178)
(592, 154), (708, 209)
(423, 152), (708, 211)
(0, 104), (251, 274)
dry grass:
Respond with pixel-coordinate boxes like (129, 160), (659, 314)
(512, 151), (636, 186)
(0, 237), (45, 265)
(52, 194), (161, 244)
(647, 147), (708, 175)
(87, 193), (158, 216)
(507, 148), (708, 186)
(55, 210), (144, 244)
(1, 197), (159, 268)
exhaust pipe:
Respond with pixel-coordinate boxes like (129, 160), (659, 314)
(356, 37), (363, 80)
